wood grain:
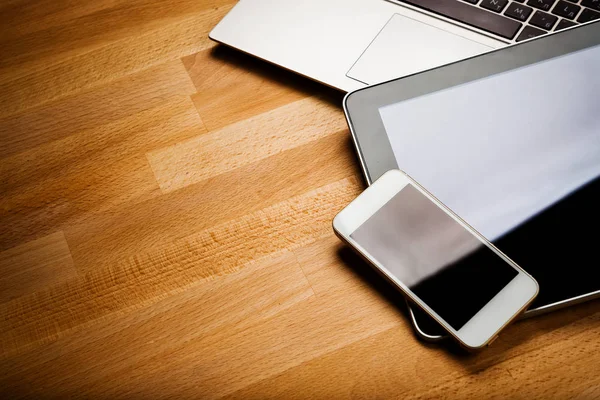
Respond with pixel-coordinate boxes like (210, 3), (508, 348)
(183, 46), (328, 131)
(0, 231), (76, 304)
(0, 0), (229, 72)
(0, 178), (359, 355)
(0, 60), (196, 158)
(0, 4), (232, 116)
(64, 129), (358, 272)
(146, 96), (347, 192)
(0, 251), (314, 397)
(1, 0), (598, 398)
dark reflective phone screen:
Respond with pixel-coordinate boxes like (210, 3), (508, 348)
(350, 184), (518, 330)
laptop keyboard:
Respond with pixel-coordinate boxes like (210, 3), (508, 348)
(394, 0), (600, 41)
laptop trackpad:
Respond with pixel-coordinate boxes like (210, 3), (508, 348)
(347, 14), (493, 85)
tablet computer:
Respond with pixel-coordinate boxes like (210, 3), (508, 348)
(343, 21), (600, 341)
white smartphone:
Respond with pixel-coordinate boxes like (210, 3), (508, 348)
(333, 170), (539, 350)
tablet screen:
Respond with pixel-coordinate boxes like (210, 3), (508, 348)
(378, 44), (600, 309)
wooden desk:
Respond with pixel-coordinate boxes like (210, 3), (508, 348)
(1, 1), (599, 398)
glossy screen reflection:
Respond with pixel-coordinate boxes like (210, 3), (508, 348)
(350, 184), (517, 330)
(378, 44), (600, 309)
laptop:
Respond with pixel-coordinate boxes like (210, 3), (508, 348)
(209, 0), (600, 92)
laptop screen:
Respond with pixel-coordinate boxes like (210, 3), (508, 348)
(378, 43), (600, 309)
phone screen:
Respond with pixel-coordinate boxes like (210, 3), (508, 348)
(350, 183), (518, 331)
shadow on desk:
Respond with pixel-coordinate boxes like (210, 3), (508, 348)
(336, 243), (600, 373)
(207, 44), (344, 107)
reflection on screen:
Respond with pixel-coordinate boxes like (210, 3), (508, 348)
(378, 44), (600, 308)
(351, 184), (517, 330)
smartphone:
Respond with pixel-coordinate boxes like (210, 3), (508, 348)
(333, 170), (539, 350)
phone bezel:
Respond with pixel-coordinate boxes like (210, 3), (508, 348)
(333, 169), (539, 349)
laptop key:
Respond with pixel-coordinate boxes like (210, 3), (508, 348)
(555, 18), (578, 30)
(581, 0), (600, 11)
(505, 2), (534, 20)
(577, 7), (600, 22)
(481, 0), (509, 12)
(530, 10), (558, 29)
(526, 0), (555, 11)
(516, 25), (546, 41)
(397, 0), (523, 39)
(552, 1), (581, 19)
